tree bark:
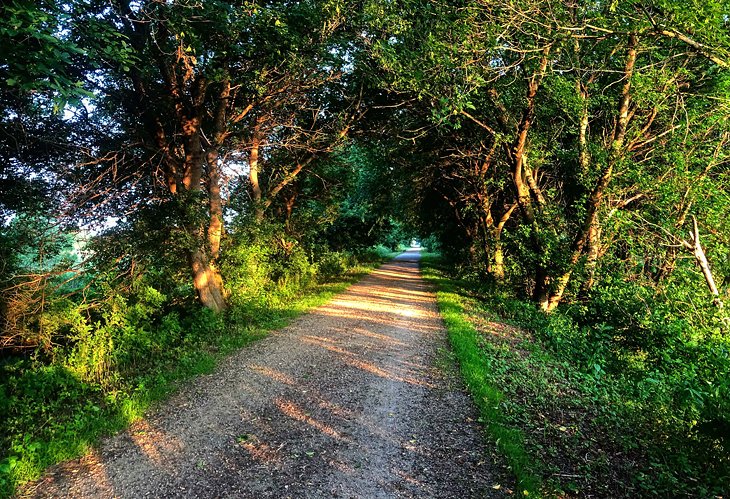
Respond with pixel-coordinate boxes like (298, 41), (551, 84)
(581, 218), (601, 292)
(206, 79), (230, 260)
(249, 122), (264, 222)
(491, 203), (516, 281)
(512, 45), (550, 223)
(508, 45), (550, 304)
(683, 217), (723, 307)
(190, 249), (226, 312)
(160, 61), (227, 312)
(184, 121), (227, 312)
(114, 4), (229, 312)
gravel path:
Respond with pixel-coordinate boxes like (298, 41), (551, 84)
(24, 250), (511, 498)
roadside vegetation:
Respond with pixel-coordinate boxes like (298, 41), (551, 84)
(0, 239), (401, 497)
(423, 255), (729, 497)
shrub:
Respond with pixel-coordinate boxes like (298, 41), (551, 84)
(316, 251), (353, 280)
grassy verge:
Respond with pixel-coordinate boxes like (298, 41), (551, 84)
(421, 256), (541, 496)
(0, 255), (394, 498)
(421, 256), (729, 497)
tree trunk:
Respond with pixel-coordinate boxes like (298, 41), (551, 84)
(508, 46), (551, 305)
(545, 34), (638, 312)
(490, 203), (516, 281)
(207, 153), (224, 259)
(511, 45), (550, 224)
(534, 266), (550, 307)
(190, 248), (226, 312)
(186, 122), (227, 311)
(581, 218), (601, 292)
(207, 79), (230, 260)
(683, 216), (723, 308)
(577, 80), (600, 294)
(249, 126), (264, 221)
(492, 238), (505, 280)
(284, 189), (297, 232)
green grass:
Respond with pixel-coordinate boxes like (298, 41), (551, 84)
(421, 256), (541, 496)
(421, 256), (730, 497)
(0, 258), (390, 498)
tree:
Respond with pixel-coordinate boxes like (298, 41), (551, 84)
(64, 0), (355, 311)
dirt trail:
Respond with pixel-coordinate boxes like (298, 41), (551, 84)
(25, 250), (510, 498)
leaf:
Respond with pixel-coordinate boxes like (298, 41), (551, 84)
(0, 456), (18, 473)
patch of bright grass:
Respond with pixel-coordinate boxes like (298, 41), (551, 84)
(421, 256), (541, 496)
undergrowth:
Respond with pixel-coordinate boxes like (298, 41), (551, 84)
(0, 248), (397, 498)
(422, 255), (730, 498)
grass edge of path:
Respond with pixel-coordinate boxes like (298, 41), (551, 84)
(420, 256), (542, 497)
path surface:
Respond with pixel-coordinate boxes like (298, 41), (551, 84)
(25, 250), (509, 498)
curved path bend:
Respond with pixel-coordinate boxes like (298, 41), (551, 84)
(26, 250), (509, 498)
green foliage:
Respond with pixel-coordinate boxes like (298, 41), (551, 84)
(424, 257), (730, 496)
(316, 251), (355, 280)
(2, 0), (729, 496)
(419, 235), (441, 254)
(221, 221), (318, 313)
(0, 234), (391, 497)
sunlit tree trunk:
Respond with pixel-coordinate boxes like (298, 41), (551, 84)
(581, 219), (601, 292)
(508, 45), (550, 305)
(157, 58), (228, 312)
(682, 217), (724, 308)
(206, 79), (230, 261)
(182, 113), (227, 312)
(490, 203), (516, 281)
(577, 78), (600, 293)
(249, 120), (264, 222)
(545, 34), (638, 312)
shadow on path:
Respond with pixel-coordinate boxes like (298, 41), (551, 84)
(26, 249), (511, 498)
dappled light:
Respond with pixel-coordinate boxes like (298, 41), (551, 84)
(238, 436), (284, 467)
(4, 0), (726, 494)
(274, 399), (351, 442)
(127, 420), (185, 469)
(299, 334), (434, 388)
(24, 254), (497, 497)
(250, 365), (298, 386)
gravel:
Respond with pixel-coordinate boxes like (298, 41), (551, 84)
(23, 250), (512, 498)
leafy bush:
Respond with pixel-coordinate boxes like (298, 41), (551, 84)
(316, 251), (354, 280)
(420, 234), (441, 254)
(354, 245), (397, 263)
